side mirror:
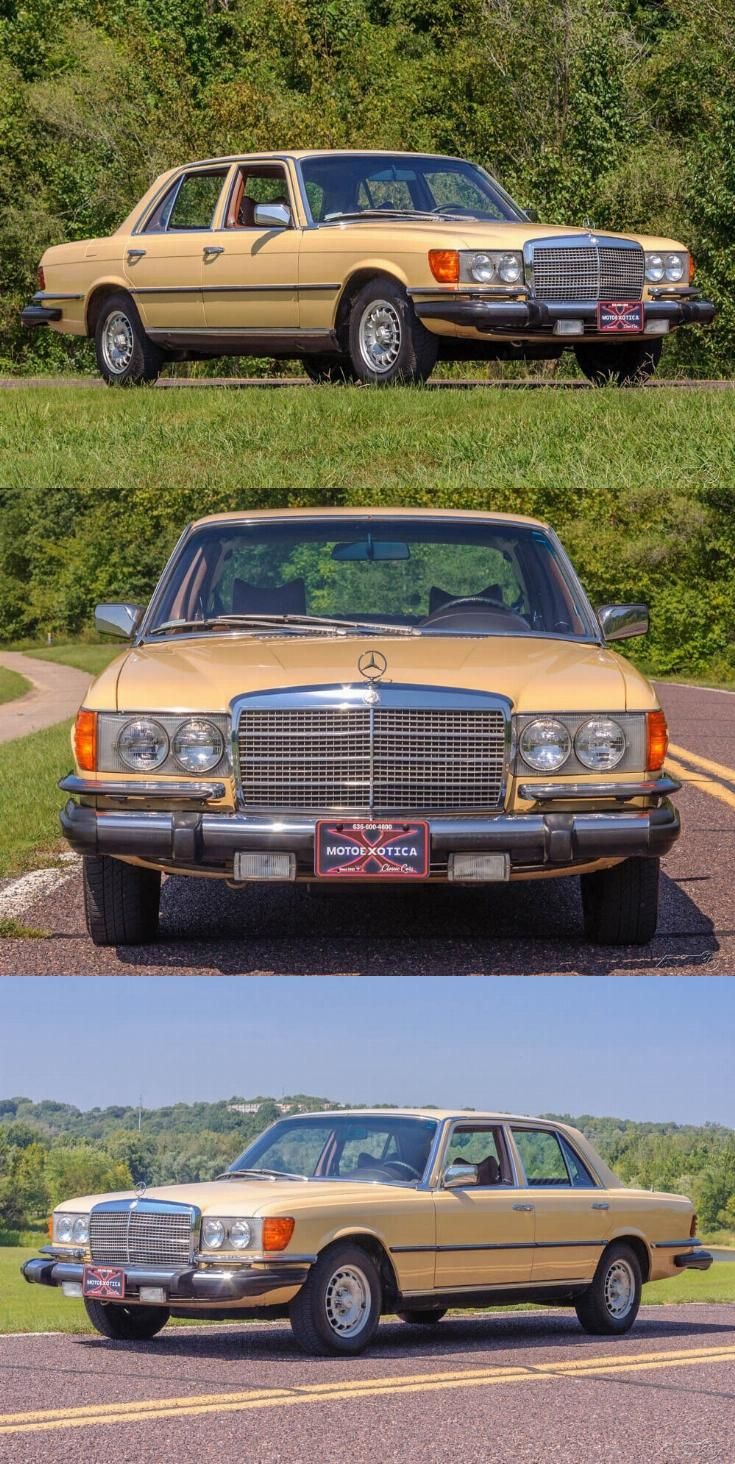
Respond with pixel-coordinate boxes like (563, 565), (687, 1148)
(253, 202), (291, 229)
(597, 604), (649, 641)
(442, 1162), (478, 1189)
(95, 602), (145, 639)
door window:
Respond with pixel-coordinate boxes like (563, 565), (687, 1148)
(145, 170), (228, 233)
(444, 1126), (508, 1185)
(512, 1128), (571, 1186)
(226, 166), (292, 228)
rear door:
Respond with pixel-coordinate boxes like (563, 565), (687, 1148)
(510, 1126), (612, 1284)
(123, 167), (230, 329)
(433, 1123), (534, 1289)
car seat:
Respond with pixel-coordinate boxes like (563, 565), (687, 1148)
(231, 578), (306, 616)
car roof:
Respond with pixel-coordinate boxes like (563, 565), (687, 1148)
(267, 1108), (567, 1128)
(190, 508), (548, 530)
(178, 149), (468, 169)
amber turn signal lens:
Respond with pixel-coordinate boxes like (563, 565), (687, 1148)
(262, 1217), (295, 1251)
(690, 1213), (698, 1238)
(37, 265), (46, 291)
(73, 709), (97, 771)
(688, 255), (696, 283)
(428, 249), (459, 283)
(646, 709), (668, 770)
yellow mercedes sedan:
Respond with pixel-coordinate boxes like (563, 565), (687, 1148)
(22, 1109), (710, 1357)
(21, 150), (714, 386)
(59, 508), (679, 947)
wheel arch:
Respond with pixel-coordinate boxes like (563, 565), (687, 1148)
(333, 266), (410, 347)
(317, 1228), (400, 1305)
(602, 1231), (651, 1283)
(85, 280), (136, 338)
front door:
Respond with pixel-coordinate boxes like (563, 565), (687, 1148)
(200, 163), (300, 333)
(511, 1126), (612, 1284)
(433, 1124), (534, 1290)
(123, 167), (231, 330)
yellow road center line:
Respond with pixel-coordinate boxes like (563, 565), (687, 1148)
(668, 743), (735, 785)
(666, 756), (735, 813)
(3, 1344), (735, 1435)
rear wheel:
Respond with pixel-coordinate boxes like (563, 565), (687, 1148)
(397, 1308), (447, 1326)
(575, 338), (663, 386)
(84, 1300), (170, 1340)
(301, 354), (357, 384)
(580, 856), (659, 945)
(575, 1243), (642, 1335)
(94, 291), (163, 385)
(347, 277), (438, 385)
(83, 855), (161, 946)
(289, 1244), (382, 1356)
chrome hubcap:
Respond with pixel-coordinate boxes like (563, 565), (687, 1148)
(324, 1264), (371, 1337)
(102, 312), (134, 374)
(359, 299), (401, 374)
(604, 1259), (635, 1319)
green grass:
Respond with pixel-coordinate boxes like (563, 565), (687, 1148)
(22, 643), (119, 676)
(2, 1247), (732, 1335)
(0, 666), (29, 705)
(0, 719), (73, 879)
(1, 384), (735, 494)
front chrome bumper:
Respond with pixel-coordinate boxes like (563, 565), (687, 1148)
(413, 295), (716, 334)
(60, 794), (681, 876)
(22, 1255), (310, 1301)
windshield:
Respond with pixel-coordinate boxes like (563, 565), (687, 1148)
(227, 1114), (438, 1184)
(147, 518), (593, 641)
(299, 153), (524, 224)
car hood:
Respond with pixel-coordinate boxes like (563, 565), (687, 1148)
(57, 1177), (415, 1217)
(318, 220), (685, 252)
(90, 633), (658, 714)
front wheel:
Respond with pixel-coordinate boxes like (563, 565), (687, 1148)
(84, 1299), (170, 1340)
(289, 1244), (382, 1356)
(94, 291), (163, 385)
(575, 338), (663, 386)
(347, 278), (438, 385)
(83, 855), (161, 947)
(580, 856), (660, 945)
(574, 1243), (642, 1335)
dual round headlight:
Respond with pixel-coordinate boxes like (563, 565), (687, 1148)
(466, 251), (523, 285)
(645, 251), (686, 283)
(117, 718), (224, 773)
(520, 717), (626, 772)
(202, 1217), (252, 1250)
(55, 1214), (89, 1244)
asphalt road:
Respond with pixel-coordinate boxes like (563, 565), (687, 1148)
(0, 681), (733, 976)
(0, 1305), (733, 1462)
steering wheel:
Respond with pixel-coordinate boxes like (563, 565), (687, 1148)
(427, 594), (507, 616)
(380, 1160), (422, 1180)
(430, 204), (479, 217)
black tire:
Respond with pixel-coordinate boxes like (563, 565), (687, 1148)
(301, 354), (357, 384)
(289, 1243), (382, 1357)
(83, 855), (161, 947)
(347, 277), (438, 385)
(84, 1299), (170, 1340)
(94, 291), (163, 385)
(574, 1242), (642, 1336)
(580, 856), (660, 945)
(575, 338), (663, 386)
(397, 1308), (447, 1326)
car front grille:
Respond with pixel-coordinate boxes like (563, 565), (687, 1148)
(89, 1207), (194, 1266)
(237, 706), (506, 811)
(531, 244), (644, 301)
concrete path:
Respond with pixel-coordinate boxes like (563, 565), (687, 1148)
(0, 652), (91, 743)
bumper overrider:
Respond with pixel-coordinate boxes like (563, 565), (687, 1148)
(413, 294), (716, 332)
(59, 775), (681, 876)
(22, 1254), (311, 1301)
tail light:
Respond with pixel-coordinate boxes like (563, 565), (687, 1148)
(37, 265), (46, 291)
(262, 1217), (295, 1251)
(690, 1213), (697, 1238)
(73, 709), (97, 771)
(646, 709), (668, 771)
(429, 249), (459, 284)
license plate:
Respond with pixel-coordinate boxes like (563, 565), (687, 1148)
(82, 1265), (126, 1300)
(597, 300), (644, 332)
(315, 820), (430, 878)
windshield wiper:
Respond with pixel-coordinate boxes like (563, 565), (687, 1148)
(149, 614), (420, 638)
(323, 209), (439, 223)
(216, 1167), (309, 1182)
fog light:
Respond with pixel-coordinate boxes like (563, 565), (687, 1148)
(449, 853), (510, 882)
(233, 852), (296, 882)
(62, 1281), (83, 1298)
(553, 319), (584, 336)
(139, 1286), (167, 1304)
(644, 319), (669, 335)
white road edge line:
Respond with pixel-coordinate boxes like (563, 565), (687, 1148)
(0, 859), (80, 921)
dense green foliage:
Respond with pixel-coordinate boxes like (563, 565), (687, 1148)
(1, 1094), (734, 1237)
(0, 0), (733, 376)
(1, 387), (734, 678)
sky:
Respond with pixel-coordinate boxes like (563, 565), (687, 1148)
(1, 977), (733, 1126)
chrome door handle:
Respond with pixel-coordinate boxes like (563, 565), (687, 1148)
(592, 1202), (610, 1210)
(203, 245), (224, 257)
(512, 1203), (534, 1212)
(126, 249), (146, 259)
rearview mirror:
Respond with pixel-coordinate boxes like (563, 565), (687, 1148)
(332, 538), (410, 562)
(253, 202), (291, 229)
(442, 1162), (478, 1189)
(597, 604), (649, 640)
(95, 602), (145, 639)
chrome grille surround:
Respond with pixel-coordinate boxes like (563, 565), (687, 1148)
(525, 234), (644, 302)
(232, 684), (512, 814)
(89, 1199), (199, 1266)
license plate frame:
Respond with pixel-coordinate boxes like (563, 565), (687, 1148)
(82, 1264), (126, 1300)
(315, 820), (430, 879)
(597, 300), (645, 333)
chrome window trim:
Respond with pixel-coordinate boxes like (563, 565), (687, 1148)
(135, 164), (232, 237)
(89, 1197), (202, 1264)
(508, 1124), (604, 1190)
(220, 158), (298, 235)
(429, 1118), (521, 1190)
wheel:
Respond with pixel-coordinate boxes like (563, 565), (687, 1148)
(580, 856), (660, 945)
(574, 1243), (642, 1335)
(397, 1308), (447, 1326)
(301, 354), (357, 384)
(83, 855), (161, 946)
(289, 1244), (382, 1356)
(575, 338), (663, 386)
(84, 1299), (170, 1340)
(347, 277), (438, 384)
(94, 291), (163, 385)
